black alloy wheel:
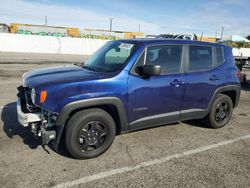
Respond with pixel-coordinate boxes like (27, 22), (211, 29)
(205, 94), (233, 129)
(214, 101), (230, 123)
(77, 121), (108, 152)
(65, 108), (116, 159)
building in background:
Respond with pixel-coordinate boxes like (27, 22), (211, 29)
(3, 22), (221, 42)
(8, 23), (144, 39)
(82, 29), (144, 39)
(10, 23), (80, 37)
(0, 23), (10, 33)
(198, 36), (218, 43)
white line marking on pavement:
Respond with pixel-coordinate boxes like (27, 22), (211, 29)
(53, 134), (250, 188)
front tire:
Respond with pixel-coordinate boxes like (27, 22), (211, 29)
(65, 108), (116, 159)
(205, 94), (233, 129)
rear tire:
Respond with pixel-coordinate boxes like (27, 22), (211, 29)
(205, 94), (233, 129)
(65, 108), (116, 159)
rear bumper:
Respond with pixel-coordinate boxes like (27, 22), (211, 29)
(17, 97), (41, 127)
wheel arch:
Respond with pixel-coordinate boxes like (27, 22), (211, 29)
(53, 97), (128, 150)
(209, 85), (241, 110)
(55, 97), (128, 133)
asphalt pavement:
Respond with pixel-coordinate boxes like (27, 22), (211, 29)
(0, 52), (89, 63)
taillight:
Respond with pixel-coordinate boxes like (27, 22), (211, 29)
(236, 70), (241, 81)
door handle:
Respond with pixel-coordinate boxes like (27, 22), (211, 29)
(171, 79), (184, 86)
(209, 75), (220, 81)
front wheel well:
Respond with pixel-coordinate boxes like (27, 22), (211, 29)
(67, 105), (122, 135)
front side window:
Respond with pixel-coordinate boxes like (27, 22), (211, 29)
(189, 46), (213, 71)
(84, 41), (136, 72)
(131, 51), (145, 74)
(146, 45), (183, 74)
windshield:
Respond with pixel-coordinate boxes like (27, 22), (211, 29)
(83, 41), (136, 72)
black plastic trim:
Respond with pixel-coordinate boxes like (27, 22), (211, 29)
(129, 111), (180, 131)
(180, 109), (208, 121)
(55, 97), (128, 132)
(209, 84), (241, 109)
(129, 108), (209, 131)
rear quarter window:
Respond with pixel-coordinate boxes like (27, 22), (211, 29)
(215, 47), (224, 66)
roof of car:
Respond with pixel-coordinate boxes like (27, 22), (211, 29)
(119, 38), (225, 47)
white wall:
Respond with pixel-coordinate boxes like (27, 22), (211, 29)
(233, 48), (250, 57)
(0, 33), (109, 55)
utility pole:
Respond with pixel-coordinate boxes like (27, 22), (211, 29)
(45, 16), (48, 26)
(215, 29), (217, 39)
(109, 18), (113, 31)
(220, 26), (224, 39)
(200, 32), (203, 41)
(139, 24), (140, 32)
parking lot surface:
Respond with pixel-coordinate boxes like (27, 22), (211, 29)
(0, 52), (89, 63)
(0, 61), (250, 188)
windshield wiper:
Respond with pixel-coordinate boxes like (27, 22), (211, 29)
(74, 63), (83, 67)
(82, 65), (97, 72)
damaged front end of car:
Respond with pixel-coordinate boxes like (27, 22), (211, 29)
(17, 86), (58, 146)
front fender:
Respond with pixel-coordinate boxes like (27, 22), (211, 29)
(55, 97), (128, 131)
(52, 97), (128, 150)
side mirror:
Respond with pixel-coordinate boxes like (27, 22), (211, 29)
(136, 64), (161, 77)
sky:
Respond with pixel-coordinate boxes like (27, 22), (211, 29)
(0, 0), (250, 37)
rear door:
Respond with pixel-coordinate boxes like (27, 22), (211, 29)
(181, 45), (225, 119)
(127, 44), (186, 129)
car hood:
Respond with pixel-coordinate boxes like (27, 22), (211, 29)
(23, 65), (113, 88)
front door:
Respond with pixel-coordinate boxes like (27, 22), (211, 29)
(127, 44), (186, 130)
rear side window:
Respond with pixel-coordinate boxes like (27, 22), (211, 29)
(189, 46), (212, 71)
(215, 47), (224, 66)
(146, 45), (183, 74)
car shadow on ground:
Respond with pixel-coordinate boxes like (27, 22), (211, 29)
(0, 102), (219, 158)
(50, 132), (73, 159)
(183, 119), (212, 129)
(241, 81), (250, 91)
(1, 102), (41, 149)
(1, 102), (73, 158)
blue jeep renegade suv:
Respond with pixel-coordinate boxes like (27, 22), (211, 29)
(17, 39), (241, 159)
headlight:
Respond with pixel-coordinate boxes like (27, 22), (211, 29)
(30, 88), (36, 104)
(22, 72), (27, 87)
